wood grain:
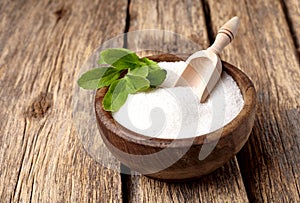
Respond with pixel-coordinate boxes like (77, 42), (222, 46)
(1, 0), (299, 202)
(282, 0), (300, 49)
(127, 0), (209, 56)
(0, 0), (127, 202)
(127, 158), (248, 203)
(125, 0), (249, 202)
(205, 0), (300, 201)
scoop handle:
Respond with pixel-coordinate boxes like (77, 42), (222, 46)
(207, 16), (240, 55)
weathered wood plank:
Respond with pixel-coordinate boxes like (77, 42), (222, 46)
(128, 0), (209, 55)
(0, 0), (127, 202)
(127, 157), (248, 203)
(206, 0), (300, 201)
(282, 0), (300, 54)
(125, 0), (249, 202)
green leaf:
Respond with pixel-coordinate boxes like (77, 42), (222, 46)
(78, 48), (167, 112)
(77, 67), (109, 89)
(98, 56), (106, 64)
(97, 67), (120, 88)
(147, 69), (167, 87)
(149, 63), (161, 70)
(140, 57), (157, 66)
(102, 75), (150, 112)
(99, 48), (140, 70)
(102, 79), (129, 112)
(141, 59), (161, 73)
(125, 75), (150, 93)
(128, 66), (148, 77)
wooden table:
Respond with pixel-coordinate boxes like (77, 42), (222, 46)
(1, 0), (299, 202)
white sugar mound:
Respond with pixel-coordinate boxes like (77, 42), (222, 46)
(112, 61), (244, 139)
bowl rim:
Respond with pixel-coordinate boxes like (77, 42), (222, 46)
(94, 54), (256, 148)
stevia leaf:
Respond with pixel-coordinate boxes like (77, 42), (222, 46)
(102, 79), (129, 112)
(140, 57), (157, 66)
(125, 75), (150, 93)
(98, 56), (106, 64)
(102, 75), (150, 112)
(147, 69), (167, 87)
(99, 48), (140, 70)
(98, 67), (121, 88)
(150, 63), (161, 70)
(128, 66), (148, 77)
(77, 67), (109, 89)
(78, 48), (167, 112)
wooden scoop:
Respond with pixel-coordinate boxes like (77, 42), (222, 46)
(175, 16), (240, 102)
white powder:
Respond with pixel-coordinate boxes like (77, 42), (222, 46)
(112, 61), (244, 139)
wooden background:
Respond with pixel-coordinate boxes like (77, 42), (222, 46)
(0, 0), (299, 202)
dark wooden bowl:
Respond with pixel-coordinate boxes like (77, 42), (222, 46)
(94, 54), (256, 181)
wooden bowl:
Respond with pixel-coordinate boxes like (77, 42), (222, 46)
(94, 54), (256, 181)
